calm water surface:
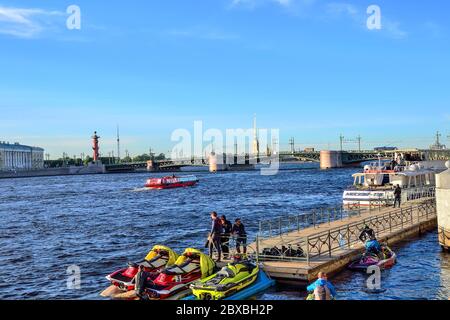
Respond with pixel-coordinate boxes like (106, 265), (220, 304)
(0, 165), (448, 299)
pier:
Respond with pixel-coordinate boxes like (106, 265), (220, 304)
(244, 199), (437, 283)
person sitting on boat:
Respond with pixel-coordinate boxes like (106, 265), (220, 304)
(359, 225), (382, 257)
(307, 272), (336, 300)
(359, 225), (376, 242)
(134, 265), (152, 300)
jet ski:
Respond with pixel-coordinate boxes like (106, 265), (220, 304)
(348, 245), (396, 271)
(106, 245), (178, 291)
(143, 248), (215, 300)
(306, 293), (336, 300)
(190, 255), (259, 300)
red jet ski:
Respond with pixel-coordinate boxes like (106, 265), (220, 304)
(144, 175), (198, 189)
(106, 245), (178, 291)
(142, 248), (215, 300)
(348, 246), (396, 271)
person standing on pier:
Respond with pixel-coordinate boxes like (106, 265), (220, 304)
(394, 185), (402, 208)
(220, 215), (232, 260)
(208, 211), (222, 262)
(232, 218), (247, 254)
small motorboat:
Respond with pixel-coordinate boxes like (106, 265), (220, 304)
(184, 268), (275, 301)
(348, 246), (396, 271)
(190, 256), (260, 300)
(143, 248), (215, 300)
(105, 245), (178, 291)
(144, 175), (199, 189)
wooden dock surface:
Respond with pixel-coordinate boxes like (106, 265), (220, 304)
(248, 200), (437, 283)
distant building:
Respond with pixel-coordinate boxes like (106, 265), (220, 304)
(0, 141), (44, 171)
(304, 148), (315, 152)
(252, 114), (260, 156)
(429, 131), (446, 150)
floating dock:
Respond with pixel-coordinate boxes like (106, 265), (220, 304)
(248, 199), (437, 283)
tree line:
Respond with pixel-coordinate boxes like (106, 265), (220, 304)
(44, 153), (167, 167)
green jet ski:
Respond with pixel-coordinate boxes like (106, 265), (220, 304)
(190, 255), (259, 300)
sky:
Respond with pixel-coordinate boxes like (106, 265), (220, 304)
(0, 0), (449, 158)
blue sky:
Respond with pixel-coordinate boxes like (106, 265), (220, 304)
(0, 0), (449, 158)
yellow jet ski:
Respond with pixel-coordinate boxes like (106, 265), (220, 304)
(190, 255), (259, 300)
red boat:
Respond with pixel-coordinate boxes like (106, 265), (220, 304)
(143, 248), (215, 300)
(144, 175), (198, 189)
(105, 245), (178, 291)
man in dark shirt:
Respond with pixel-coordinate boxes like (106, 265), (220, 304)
(232, 218), (247, 254)
(394, 185), (402, 208)
(134, 265), (152, 300)
(220, 215), (232, 260)
(359, 225), (376, 242)
(209, 211), (222, 262)
(359, 225), (381, 257)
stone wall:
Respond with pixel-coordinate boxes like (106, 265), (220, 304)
(436, 162), (450, 250)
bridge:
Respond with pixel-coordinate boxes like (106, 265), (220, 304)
(104, 149), (450, 172)
(281, 149), (450, 168)
(104, 158), (207, 172)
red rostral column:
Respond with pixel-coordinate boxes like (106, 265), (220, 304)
(92, 131), (100, 161)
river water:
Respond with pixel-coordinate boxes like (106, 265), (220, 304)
(0, 164), (448, 300)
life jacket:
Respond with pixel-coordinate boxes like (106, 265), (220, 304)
(314, 284), (331, 301)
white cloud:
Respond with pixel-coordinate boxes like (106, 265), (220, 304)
(166, 26), (239, 41)
(230, 0), (298, 9)
(0, 6), (64, 38)
(273, 0), (292, 6)
(383, 20), (407, 39)
(423, 21), (442, 38)
(325, 2), (407, 39)
(326, 2), (359, 17)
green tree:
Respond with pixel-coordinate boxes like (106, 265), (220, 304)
(83, 156), (93, 165)
(155, 153), (166, 160)
(132, 154), (151, 162)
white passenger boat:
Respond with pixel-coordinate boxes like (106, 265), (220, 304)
(343, 162), (436, 207)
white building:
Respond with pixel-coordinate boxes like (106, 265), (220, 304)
(0, 141), (44, 171)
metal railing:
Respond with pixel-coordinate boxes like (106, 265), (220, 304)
(402, 186), (435, 203)
(258, 199), (399, 239)
(251, 200), (436, 264)
(258, 207), (362, 239)
(257, 187), (436, 239)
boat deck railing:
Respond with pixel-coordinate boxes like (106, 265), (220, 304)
(402, 186), (435, 203)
